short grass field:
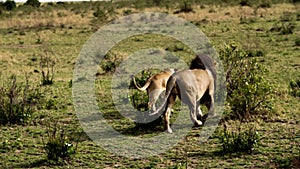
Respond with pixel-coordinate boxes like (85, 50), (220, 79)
(0, 0), (299, 168)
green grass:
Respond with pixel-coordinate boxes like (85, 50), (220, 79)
(0, 1), (299, 168)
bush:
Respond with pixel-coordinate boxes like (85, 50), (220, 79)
(280, 23), (295, 34)
(240, 16), (256, 24)
(91, 5), (115, 27)
(258, 1), (271, 8)
(270, 22), (295, 35)
(280, 12), (295, 22)
(93, 7), (107, 19)
(295, 37), (300, 46)
(40, 49), (55, 85)
(130, 69), (152, 88)
(44, 120), (77, 162)
(3, 0), (16, 11)
(239, 0), (251, 6)
(174, 0), (194, 13)
(219, 43), (274, 120)
(290, 79), (300, 97)
(152, 0), (162, 6)
(218, 123), (260, 154)
(130, 91), (149, 111)
(100, 52), (121, 74)
(0, 75), (40, 125)
(24, 0), (41, 7)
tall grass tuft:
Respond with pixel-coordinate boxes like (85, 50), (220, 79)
(40, 49), (55, 85)
(218, 123), (260, 154)
(0, 75), (41, 125)
(44, 120), (78, 163)
(290, 79), (300, 97)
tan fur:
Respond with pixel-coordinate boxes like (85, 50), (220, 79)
(132, 69), (175, 111)
(150, 69), (215, 133)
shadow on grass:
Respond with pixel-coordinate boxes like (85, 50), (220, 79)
(188, 148), (261, 160)
(120, 116), (164, 136)
(120, 113), (210, 136)
(12, 158), (64, 168)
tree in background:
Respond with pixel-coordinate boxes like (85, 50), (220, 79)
(24, 0), (40, 7)
(3, 0), (16, 11)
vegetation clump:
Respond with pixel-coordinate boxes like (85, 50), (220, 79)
(44, 121), (77, 163)
(219, 43), (274, 120)
(40, 49), (55, 85)
(218, 123), (260, 154)
(290, 79), (300, 97)
(24, 0), (41, 7)
(0, 75), (41, 125)
(3, 0), (16, 11)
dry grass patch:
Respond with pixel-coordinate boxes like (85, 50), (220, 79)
(0, 10), (91, 29)
(175, 3), (298, 23)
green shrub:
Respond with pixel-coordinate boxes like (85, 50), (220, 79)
(0, 75), (40, 125)
(93, 7), (107, 18)
(295, 37), (300, 46)
(3, 0), (16, 11)
(280, 12), (295, 22)
(280, 22), (295, 34)
(246, 49), (265, 57)
(274, 150), (300, 169)
(290, 79), (300, 97)
(218, 123), (260, 154)
(239, 0), (251, 6)
(24, 0), (41, 7)
(130, 69), (152, 89)
(40, 49), (55, 85)
(174, 0), (194, 13)
(44, 121), (77, 162)
(258, 1), (271, 8)
(152, 0), (162, 6)
(130, 91), (149, 111)
(0, 137), (24, 153)
(91, 5), (115, 27)
(100, 53), (121, 74)
(219, 43), (274, 120)
(270, 22), (295, 35)
(239, 16), (256, 24)
(45, 99), (59, 110)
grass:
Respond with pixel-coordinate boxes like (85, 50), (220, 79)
(0, 1), (299, 168)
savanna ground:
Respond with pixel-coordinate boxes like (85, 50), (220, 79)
(0, 0), (299, 168)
